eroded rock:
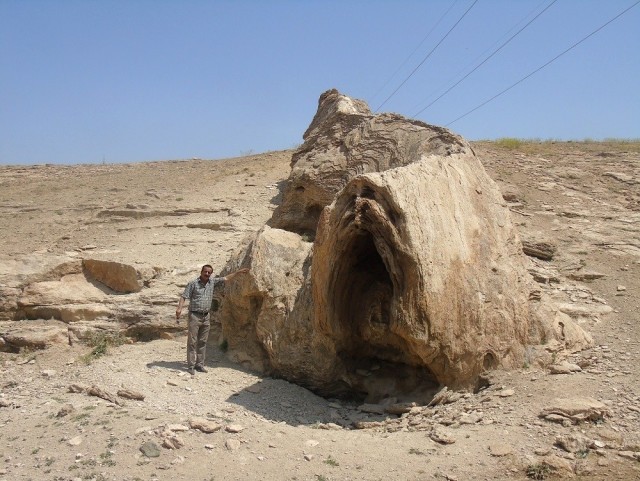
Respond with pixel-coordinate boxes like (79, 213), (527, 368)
(220, 89), (592, 399)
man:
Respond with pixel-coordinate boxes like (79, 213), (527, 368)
(176, 264), (249, 375)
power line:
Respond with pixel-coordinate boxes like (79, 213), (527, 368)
(413, 0), (558, 118)
(369, 0), (461, 104)
(412, 0), (549, 114)
(445, 0), (640, 127)
(375, 0), (479, 113)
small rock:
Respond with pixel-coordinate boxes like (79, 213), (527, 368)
(167, 424), (189, 432)
(204, 444), (215, 450)
(225, 439), (241, 451)
(549, 361), (582, 374)
(617, 285), (627, 292)
(189, 418), (222, 433)
(56, 403), (75, 417)
(140, 441), (161, 458)
(41, 369), (56, 377)
(117, 388), (145, 401)
(225, 424), (244, 433)
(67, 435), (83, 446)
(304, 454), (314, 461)
(430, 426), (455, 445)
(496, 389), (515, 397)
(555, 434), (590, 453)
(489, 442), (513, 456)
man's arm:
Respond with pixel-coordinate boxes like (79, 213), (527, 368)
(222, 267), (250, 281)
(176, 296), (186, 321)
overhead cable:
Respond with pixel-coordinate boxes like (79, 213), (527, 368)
(370, 0), (460, 104)
(375, 0), (479, 113)
(445, 0), (640, 127)
(413, 0), (558, 117)
(413, 0), (549, 113)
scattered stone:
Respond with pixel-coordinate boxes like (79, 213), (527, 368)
(567, 271), (606, 281)
(540, 397), (610, 424)
(189, 418), (222, 433)
(225, 424), (244, 433)
(489, 442), (513, 456)
(225, 439), (241, 451)
(41, 369), (57, 377)
(555, 434), (590, 453)
(304, 454), (314, 461)
(549, 361), (582, 374)
(430, 426), (455, 445)
(67, 435), (83, 446)
(87, 385), (121, 405)
(522, 240), (557, 261)
(385, 402), (416, 415)
(117, 388), (145, 401)
(68, 383), (88, 393)
(205, 444), (215, 450)
(617, 285), (627, 292)
(428, 387), (463, 406)
(496, 388), (515, 397)
(538, 455), (575, 477)
(140, 441), (161, 458)
(56, 403), (75, 417)
(166, 424), (189, 432)
(618, 451), (640, 461)
(161, 434), (184, 450)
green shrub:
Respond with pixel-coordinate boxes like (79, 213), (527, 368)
(81, 331), (127, 364)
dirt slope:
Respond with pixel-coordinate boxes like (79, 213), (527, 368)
(0, 141), (639, 481)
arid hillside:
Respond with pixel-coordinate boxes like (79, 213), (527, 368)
(0, 140), (639, 481)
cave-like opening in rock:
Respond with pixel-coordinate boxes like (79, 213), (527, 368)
(330, 226), (438, 403)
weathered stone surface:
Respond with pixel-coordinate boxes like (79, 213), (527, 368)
(0, 320), (69, 352)
(83, 259), (151, 293)
(521, 239), (557, 261)
(221, 89), (592, 398)
(540, 398), (610, 424)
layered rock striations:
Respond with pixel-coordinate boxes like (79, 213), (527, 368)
(221, 89), (591, 399)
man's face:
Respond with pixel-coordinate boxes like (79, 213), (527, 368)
(200, 267), (213, 282)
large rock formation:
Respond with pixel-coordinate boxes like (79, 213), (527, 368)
(220, 89), (591, 400)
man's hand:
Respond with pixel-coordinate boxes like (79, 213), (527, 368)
(175, 308), (182, 322)
(225, 267), (250, 281)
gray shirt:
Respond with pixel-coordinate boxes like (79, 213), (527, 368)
(181, 276), (224, 313)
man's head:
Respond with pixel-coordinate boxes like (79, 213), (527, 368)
(199, 264), (213, 282)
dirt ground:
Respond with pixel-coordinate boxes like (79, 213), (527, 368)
(0, 140), (639, 481)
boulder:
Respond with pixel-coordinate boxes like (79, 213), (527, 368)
(220, 90), (592, 398)
(83, 259), (150, 293)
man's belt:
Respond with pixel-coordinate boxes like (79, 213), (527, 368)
(190, 310), (209, 315)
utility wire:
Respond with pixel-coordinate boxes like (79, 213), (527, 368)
(375, 0), (479, 113)
(413, 0), (558, 117)
(413, 0), (548, 114)
(370, 0), (460, 104)
(445, 0), (640, 127)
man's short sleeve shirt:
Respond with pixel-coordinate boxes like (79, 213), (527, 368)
(182, 276), (224, 313)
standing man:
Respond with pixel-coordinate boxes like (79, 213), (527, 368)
(176, 264), (249, 375)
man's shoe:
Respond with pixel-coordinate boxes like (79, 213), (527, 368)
(187, 367), (195, 375)
(195, 365), (208, 373)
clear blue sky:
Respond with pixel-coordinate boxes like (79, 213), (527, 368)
(1, 0), (639, 165)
